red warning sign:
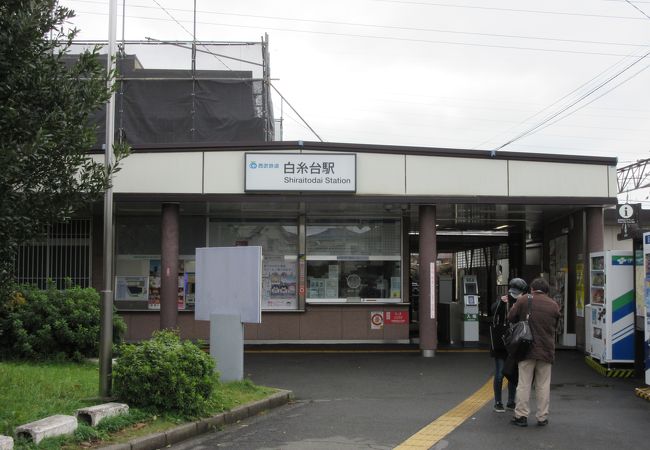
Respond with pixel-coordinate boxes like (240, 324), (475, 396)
(384, 311), (408, 324)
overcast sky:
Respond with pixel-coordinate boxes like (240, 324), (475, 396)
(61, 0), (650, 202)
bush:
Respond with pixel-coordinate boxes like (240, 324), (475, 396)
(0, 282), (126, 361)
(113, 330), (218, 416)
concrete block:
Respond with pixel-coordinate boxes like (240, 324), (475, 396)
(130, 431), (167, 450)
(98, 444), (131, 450)
(0, 435), (13, 450)
(15, 415), (77, 444)
(76, 402), (129, 426)
(247, 398), (270, 416)
(197, 413), (225, 433)
(268, 390), (292, 408)
(224, 405), (248, 424)
(165, 423), (197, 445)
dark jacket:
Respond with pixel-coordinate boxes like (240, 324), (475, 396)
(508, 292), (560, 363)
(489, 295), (516, 359)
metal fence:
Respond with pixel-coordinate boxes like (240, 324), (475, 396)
(14, 219), (92, 289)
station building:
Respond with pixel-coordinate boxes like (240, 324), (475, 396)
(13, 41), (622, 356)
(92, 141), (617, 355)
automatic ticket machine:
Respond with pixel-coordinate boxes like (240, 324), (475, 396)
(461, 275), (479, 345)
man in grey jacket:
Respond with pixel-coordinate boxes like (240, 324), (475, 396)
(508, 277), (560, 427)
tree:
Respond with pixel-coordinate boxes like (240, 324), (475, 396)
(0, 1), (128, 296)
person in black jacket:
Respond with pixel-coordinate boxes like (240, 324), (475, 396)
(490, 277), (528, 413)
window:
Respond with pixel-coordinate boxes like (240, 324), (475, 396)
(306, 219), (401, 303)
(209, 219), (298, 310)
(114, 216), (205, 311)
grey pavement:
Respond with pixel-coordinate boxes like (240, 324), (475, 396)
(170, 349), (650, 450)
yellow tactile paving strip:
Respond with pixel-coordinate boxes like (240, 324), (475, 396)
(394, 377), (495, 450)
(635, 386), (650, 401)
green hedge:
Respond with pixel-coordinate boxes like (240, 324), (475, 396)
(113, 330), (218, 416)
(0, 283), (126, 361)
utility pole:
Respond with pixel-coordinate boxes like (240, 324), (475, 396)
(99, 0), (118, 399)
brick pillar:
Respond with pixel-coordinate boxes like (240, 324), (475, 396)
(418, 205), (437, 357)
(586, 207), (604, 254)
(160, 203), (179, 330)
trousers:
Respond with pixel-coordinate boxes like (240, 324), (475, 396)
(514, 358), (552, 421)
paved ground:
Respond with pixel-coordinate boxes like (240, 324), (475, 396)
(170, 348), (650, 450)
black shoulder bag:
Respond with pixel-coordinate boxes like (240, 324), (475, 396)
(502, 294), (533, 361)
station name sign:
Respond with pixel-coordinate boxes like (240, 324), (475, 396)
(245, 153), (356, 192)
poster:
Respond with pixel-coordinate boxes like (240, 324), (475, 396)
(147, 259), (187, 310)
(575, 262), (585, 318)
(370, 311), (384, 329)
(148, 259), (161, 310)
(185, 272), (196, 307)
(384, 311), (408, 324)
(115, 276), (149, 301)
(390, 277), (401, 298)
(177, 274), (185, 310)
(636, 249), (645, 317)
(549, 235), (568, 340)
(262, 256), (297, 309)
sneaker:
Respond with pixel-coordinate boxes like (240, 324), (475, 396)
(506, 402), (516, 410)
(537, 419), (549, 427)
(511, 416), (528, 427)
(493, 403), (505, 413)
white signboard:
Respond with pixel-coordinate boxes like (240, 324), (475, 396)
(195, 246), (262, 323)
(245, 153), (356, 192)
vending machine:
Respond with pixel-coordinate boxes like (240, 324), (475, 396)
(461, 275), (479, 345)
(586, 251), (634, 363)
(642, 234), (650, 384)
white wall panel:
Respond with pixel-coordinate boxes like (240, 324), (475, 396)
(108, 150), (615, 199)
(204, 151), (246, 194)
(356, 153), (405, 195)
(608, 166), (618, 197)
(509, 161), (610, 197)
(113, 152), (203, 193)
(405, 156), (507, 196)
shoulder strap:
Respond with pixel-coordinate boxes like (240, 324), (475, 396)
(526, 294), (533, 320)
(492, 299), (501, 326)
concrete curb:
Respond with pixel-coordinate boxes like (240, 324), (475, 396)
(99, 389), (293, 450)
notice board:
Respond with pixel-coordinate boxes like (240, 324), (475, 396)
(195, 246), (262, 323)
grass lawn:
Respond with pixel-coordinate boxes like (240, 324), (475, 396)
(0, 361), (276, 449)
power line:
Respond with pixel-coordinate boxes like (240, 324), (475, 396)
(624, 0), (650, 19)
(149, 0), (232, 70)
(492, 50), (650, 151)
(473, 47), (650, 149)
(375, 0), (648, 20)
(150, 0), (193, 41)
(67, 0), (650, 49)
(68, 8), (642, 58)
(516, 61), (650, 139)
(269, 83), (323, 142)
